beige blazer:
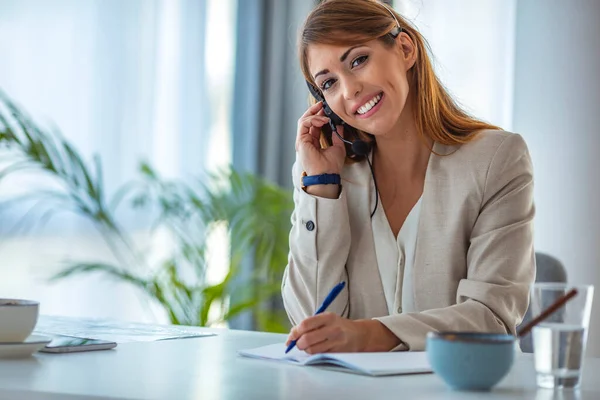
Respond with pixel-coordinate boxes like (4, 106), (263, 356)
(281, 130), (536, 351)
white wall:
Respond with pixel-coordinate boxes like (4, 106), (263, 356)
(396, 0), (516, 129)
(513, 0), (600, 356)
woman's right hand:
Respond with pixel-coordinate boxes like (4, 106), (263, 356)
(296, 102), (346, 176)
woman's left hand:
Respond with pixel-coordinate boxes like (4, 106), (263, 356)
(285, 312), (369, 354)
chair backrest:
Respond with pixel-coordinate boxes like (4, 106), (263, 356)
(518, 252), (567, 353)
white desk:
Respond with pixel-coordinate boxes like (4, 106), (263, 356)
(0, 321), (599, 400)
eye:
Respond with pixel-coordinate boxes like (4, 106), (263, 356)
(351, 55), (368, 68)
(320, 78), (336, 91)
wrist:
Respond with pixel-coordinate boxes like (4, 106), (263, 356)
(305, 184), (341, 199)
(356, 319), (402, 352)
(302, 173), (340, 187)
(305, 168), (340, 176)
(301, 171), (341, 199)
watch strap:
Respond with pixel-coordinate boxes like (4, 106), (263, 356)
(301, 173), (341, 187)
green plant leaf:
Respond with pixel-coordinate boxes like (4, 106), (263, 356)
(50, 262), (149, 289)
(0, 91), (295, 331)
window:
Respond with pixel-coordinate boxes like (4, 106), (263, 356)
(0, 0), (237, 324)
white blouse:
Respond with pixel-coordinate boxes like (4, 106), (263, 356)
(371, 196), (423, 315)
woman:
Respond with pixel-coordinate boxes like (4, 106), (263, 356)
(282, 0), (535, 353)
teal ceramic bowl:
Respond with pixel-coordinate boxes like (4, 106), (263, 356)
(426, 332), (516, 391)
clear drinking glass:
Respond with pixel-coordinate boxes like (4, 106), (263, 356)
(530, 283), (594, 389)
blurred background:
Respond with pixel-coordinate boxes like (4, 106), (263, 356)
(0, 0), (599, 355)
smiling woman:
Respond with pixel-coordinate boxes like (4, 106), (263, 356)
(282, 0), (535, 354)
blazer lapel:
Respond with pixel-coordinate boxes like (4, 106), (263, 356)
(409, 141), (455, 311)
(344, 155), (389, 317)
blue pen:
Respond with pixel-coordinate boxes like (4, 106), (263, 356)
(285, 281), (346, 354)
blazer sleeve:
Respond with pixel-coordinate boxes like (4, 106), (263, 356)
(374, 134), (536, 351)
(281, 158), (351, 326)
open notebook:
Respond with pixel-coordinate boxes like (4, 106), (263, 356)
(238, 343), (432, 377)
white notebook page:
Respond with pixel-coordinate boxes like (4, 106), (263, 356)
(238, 343), (431, 376)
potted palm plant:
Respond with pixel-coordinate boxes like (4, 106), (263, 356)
(0, 91), (293, 332)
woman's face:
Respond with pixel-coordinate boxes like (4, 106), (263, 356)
(307, 34), (416, 137)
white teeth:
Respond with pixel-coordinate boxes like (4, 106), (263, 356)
(357, 94), (382, 115)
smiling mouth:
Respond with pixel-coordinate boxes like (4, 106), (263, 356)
(356, 92), (383, 115)
(355, 92), (384, 117)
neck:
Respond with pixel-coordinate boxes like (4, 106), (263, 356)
(373, 99), (432, 180)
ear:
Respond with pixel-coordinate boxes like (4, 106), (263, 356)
(396, 32), (417, 70)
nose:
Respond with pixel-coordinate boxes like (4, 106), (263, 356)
(342, 77), (362, 100)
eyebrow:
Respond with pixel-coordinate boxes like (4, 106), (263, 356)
(313, 45), (364, 80)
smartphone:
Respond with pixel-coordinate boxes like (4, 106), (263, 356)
(39, 333), (117, 353)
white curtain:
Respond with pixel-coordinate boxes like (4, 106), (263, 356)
(394, 0), (517, 130)
(0, 0), (238, 231)
(0, 0), (236, 323)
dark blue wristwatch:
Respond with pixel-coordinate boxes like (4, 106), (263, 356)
(301, 173), (341, 188)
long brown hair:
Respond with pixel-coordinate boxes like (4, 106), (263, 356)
(299, 0), (500, 158)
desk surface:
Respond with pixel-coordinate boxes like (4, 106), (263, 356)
(0, 318), (598, 400)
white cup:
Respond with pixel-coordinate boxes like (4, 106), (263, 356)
(0, 299), (39, 342)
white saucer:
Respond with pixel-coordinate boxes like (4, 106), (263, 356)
(0, 334), (52, 359)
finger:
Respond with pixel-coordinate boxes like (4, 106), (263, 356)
(287, 325), (300, 344)
(300, 101), (324, 119)
(285, 334), (298, 347)
(305, 339), (336, 354)
(299, 115), (329, 130)
(303, 130), (322, 151)
(307, 117), (330, 146)
(296, 326), (330, 351)
(300, 117), (330, 133)
(296, 117), (329, 150)
(295, 312), (337, 336)
(298, 126), (323, 151)
(297, 117), (329, 146)
(304, 324), (344, 354)
(309, 123), (325, 141)
(296, 109), (327, 141)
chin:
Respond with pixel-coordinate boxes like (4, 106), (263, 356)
(354, 119), (396, 137)
(351, 103), (401, 136)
